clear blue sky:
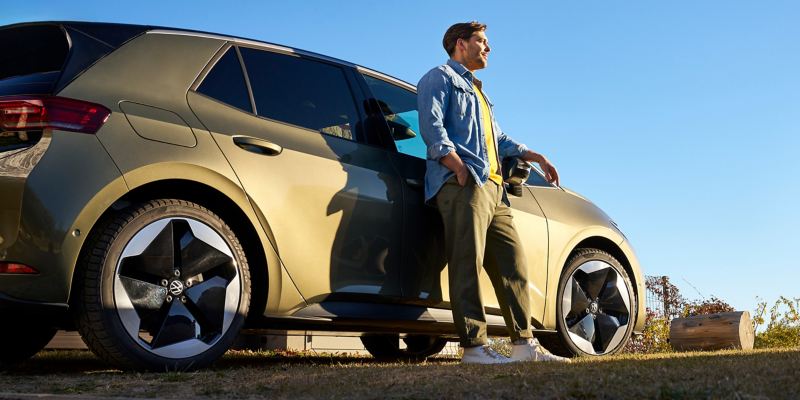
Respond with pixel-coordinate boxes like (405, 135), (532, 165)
(5, 1), (798, 316)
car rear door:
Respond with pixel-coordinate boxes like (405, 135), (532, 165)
(187, 44), (405, 302)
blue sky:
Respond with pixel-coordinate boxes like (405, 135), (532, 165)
(4, 1), (799, 316)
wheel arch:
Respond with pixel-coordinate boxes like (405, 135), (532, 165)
(545, 229), (645, 332)
(68, 177), (277, 322)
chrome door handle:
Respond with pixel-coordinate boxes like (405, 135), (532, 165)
(232, 136), (282, 156)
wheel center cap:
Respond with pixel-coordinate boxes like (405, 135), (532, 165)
(169, 280), (185, 296)
(589, 302), (599, 314)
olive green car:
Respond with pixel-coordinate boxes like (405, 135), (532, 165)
(0, 22), (645, 370)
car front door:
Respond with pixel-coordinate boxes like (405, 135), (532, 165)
(357, 71), (550, 323)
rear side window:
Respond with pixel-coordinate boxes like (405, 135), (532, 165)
(197, 48), (252, 112)
(0, 25), (68, 95)
(0, 23), (148, 96)
(240, 47), (360, 141)
(0, 25), (68, 81)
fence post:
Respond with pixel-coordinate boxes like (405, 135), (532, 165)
(662, 275), (670, 319)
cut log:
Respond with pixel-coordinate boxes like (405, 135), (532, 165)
(669, 311), (754, 351)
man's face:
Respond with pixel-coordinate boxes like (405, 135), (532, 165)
(457, 30), (491, 71)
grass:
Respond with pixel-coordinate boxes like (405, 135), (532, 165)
(1, 347), (798, 399)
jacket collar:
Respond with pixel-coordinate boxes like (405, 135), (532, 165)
(447, 58), (475, 82)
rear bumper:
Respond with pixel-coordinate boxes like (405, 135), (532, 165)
(0, 292), (68, 323)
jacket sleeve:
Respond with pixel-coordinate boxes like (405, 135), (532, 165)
(417, 69), (455, 161)
(495, 119), (529, 158)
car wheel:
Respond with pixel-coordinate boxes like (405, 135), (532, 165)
(0, 323), (57, 369)
(552, 248), (636, 357)
(361, 334), (448, 362)
(75, 199), (250, 371)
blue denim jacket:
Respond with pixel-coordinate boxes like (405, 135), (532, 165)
(417, 59), (528, 202)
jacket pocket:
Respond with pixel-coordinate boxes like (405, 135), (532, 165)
(452, 83), (473, 118)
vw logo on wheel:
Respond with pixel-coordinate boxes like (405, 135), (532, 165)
(169, 280), (185, 296)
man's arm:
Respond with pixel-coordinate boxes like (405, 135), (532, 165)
(417, 69), (468, 185)
(495, 122), (560, 186)
(521, 150), (560, 187)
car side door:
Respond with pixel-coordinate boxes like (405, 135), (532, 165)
(356, 71), (550, 324)
(354, 72), (448, 305)
(187, 45), (405, 304)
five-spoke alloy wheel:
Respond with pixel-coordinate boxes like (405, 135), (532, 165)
(75, 199), (250, 371)
(551, 248), (636, 357)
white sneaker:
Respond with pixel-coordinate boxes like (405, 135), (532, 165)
(510, 338), (571, 363)
(461, 345), (513, 364)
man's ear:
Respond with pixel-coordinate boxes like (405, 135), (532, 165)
(456, 38), (465, 53)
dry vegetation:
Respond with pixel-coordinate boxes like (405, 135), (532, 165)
(1, 347), (799, 399)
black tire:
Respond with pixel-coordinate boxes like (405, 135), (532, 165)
(74, 199), (251, 371)
(551, 248), (637, 357)
(361, 334), (448, 362)
(0, 323), (57, 369)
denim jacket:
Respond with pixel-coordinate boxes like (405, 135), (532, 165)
(417, 59), (528, 202)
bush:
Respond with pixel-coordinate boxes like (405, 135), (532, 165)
(753, 296), (800, 349)
(682, 296), (734, 317)
(624, 309), (671, 353)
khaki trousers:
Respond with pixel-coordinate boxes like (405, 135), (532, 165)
(436, 175), (533, 347)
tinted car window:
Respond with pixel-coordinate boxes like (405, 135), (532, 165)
(197, 47), (252, 112)
(240, 48), (359, 141)
(363, 75), (426, 159)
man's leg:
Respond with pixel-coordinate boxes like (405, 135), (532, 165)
(484, 198), (569, 363)
(483, 195), (533, 342)
(436, 176), (495, 347)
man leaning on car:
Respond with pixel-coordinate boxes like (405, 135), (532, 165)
(417, 21), (568, 364)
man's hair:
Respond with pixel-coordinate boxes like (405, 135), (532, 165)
(443, 21), (487, 56)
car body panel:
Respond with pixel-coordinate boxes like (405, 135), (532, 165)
(529, 185), (645, 331)
(506, 192), (550, 326)
(0, 130), (126, 304)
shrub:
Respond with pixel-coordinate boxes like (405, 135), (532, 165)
(753, 296), (800, 349)
(624, 309), (672, 353)
(682, 296), (735, 317)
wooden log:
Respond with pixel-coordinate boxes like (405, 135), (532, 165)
(669, 311), (754, 351)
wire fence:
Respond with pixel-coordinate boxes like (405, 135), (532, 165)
(645, 274), (684, 321)
(646, 275), (667, 318)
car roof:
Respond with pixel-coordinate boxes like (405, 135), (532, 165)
(1, 21), (416, 92)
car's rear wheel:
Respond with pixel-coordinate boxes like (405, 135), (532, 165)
(75, 199), (250, 371)
(0, 322), (57, 369)
(361, 334), (448, 362)
(549, 248), (636, 357)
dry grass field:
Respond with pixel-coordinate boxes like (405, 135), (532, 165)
(1, 347), (798, 399)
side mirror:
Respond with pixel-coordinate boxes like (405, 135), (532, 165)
(502, 157), (531, 196)
(386, 119), (417, 141)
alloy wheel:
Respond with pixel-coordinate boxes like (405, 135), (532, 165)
(113, 217), (241, 359)
(560, 259), (631, 355)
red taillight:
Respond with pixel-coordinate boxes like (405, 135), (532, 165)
(0, 262), (38, 274)
(0, 96), (111, 134)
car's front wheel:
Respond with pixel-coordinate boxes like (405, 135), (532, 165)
(75, 199), (251, 371)
(548, 248), (637, 357)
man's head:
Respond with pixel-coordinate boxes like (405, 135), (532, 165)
(443, 21), (491, 72)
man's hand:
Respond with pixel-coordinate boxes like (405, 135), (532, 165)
(440, 151), (469, 186)
(522, 150), (560, 187)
